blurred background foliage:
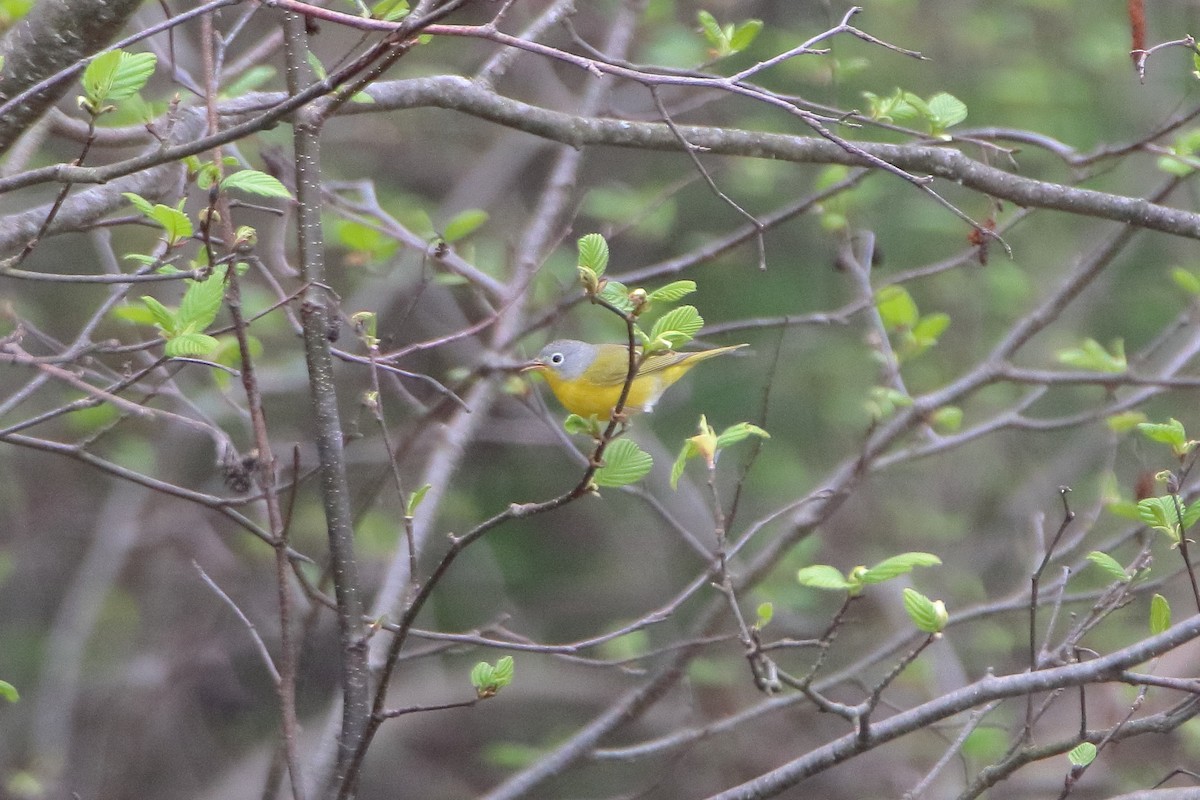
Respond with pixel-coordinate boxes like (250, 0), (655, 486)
(4, 0), (1200, 798)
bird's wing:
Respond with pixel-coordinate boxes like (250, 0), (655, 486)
(586, 350), (688, 386)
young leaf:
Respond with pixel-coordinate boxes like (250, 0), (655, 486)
(1150, 593), (1171, 635)
(796, 564), (853, 591)
(1086, 551), (1129, 583)
(594, 439), (653, 487)
(178, 265), (227, 330)
(861, 552), (942, 584)
(0, 680), (18, 703)
(577, 233), (609, 276)
(729, 19), (763, 53)
(1136, 419), (1194, 456)
(221, 169), (292, 199)
(1056, 338), (1125, 373)
(105, 51), (157, 101)
(1106, 410), (1147, 433)
(697, 10), (724, 46)
(911, 312), (950, 343)
(875, 285), (919, 331)
(598, 280), (636, 313)
(81, 50), (122, 105)
(442, 209), (488, 243)
(1067, 742), (1097, 767)
(670, 439), (700, 490)
(472, 655), (514, 698)
(221, 65), (276, 98)
(648, 305), (704, 348)
(930, 406), (963, 433)
(646, 280), (697, 304)
(165, 332), (220, 358)
(140, 295), (177, 335)
(902, 588), (947, 633)
(372, 0), (409, 21)
(714, 422), (770, 451)
(405, 483), (432, 517)
(563, 413), (601, 437)
(926, 92), (968, 133)
(1172, 267), (1200, 296)
(755, 602), (773, 628)
(122, 191), (155, 217)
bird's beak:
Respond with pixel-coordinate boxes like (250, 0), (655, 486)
(520, 359), (545, 374)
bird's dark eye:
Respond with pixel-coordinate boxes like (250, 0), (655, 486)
(550, 352), (565, 365)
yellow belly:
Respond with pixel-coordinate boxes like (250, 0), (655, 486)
(542, 369), (684, 419)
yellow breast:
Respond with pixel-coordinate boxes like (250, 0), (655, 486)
(541, 368), (685, 419)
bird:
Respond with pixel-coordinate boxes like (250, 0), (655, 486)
(525, 339), (747, 419)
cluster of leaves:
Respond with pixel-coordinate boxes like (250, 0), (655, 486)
(862, 88), (968, 138)
(696, 10), (762, 60)
(875, 285), (950, 363)
(1156, 128), (1200, 177)
(797, 552), (947, 633)
(78, 48), (157, 116)
(134, 265), (230, 358)
(866, 286), (959, 428)
(470, 655), (514, 699)
(578, 233), (704, 354)
(1056, 337), (1126, 373)
(671, 415), (769, 489)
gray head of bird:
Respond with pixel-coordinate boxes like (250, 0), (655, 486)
(526, 339), (599, 379)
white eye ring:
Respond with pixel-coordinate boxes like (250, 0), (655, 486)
(550, 352), (565, 365)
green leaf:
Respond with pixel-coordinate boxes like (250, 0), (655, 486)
(926, 92), (968, 132)
(648, 305), (704, 349)
(728, 19), (763, 53)
(714, 422), (770, 451)
(372, 0), (409, 20)
(1172, 267), (1200, 296)
(930, 406), (963, 433)
(796, 564), (852, 591)
(221, 169), (292, 199)
(598, 280), (635, 313)
(1107, 411), (1147, 433)
(912, 312), (950, 342)
(1067, 742), (1097, 767)
(670, 439), (699, 490)
(876, 285), (919, 330)
(755, 602), (773, 628)
(1056, 338), (1126, 373)
(471, 656), (514, 697)
(1137, 419), (1193, 456)
(861, 552), (942, 584)
(0, 680), (18, 703)
(577, 233), (609, 276)
(221, 65), (276, 97)
(140, 295), (177, 334)
(405, 483), (432, 517)
(646, 280), (696, 304)
(1086, 551), (1129, 583)
(178, 265), (226, 330)
(106, 51), (157, 101)
(697, 10), (724, 46)
(594, 439), (653, 487)
(305, 51), (328, 80)
(902, 587), (947, 633)
(165, 332), (220, 357)
(1182, 497), (1200, 531)
(442, 209), (488, 243)
(1150, 593), (1171, 635)
(81, 49), (121, 105)
(122, 191), (154, 216)
(563, 413), (601, 436)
